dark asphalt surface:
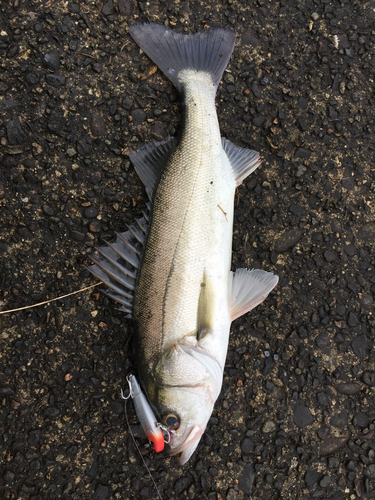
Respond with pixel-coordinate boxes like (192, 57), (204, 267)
(1, 1), (375, 499)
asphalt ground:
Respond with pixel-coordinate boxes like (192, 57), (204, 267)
(0, 1), (375, 499)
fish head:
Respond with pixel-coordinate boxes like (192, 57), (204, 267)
(157, 384), (212, 464)
(152, 343), (223, 464)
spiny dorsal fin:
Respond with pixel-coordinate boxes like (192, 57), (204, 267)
(129, 137), (177, 200)
(87, 215), (149, 317)
(222, 137), (261, 186)
(197, 269), (215, 341)
(229, 269), (278, 322)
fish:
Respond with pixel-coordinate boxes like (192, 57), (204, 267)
(88, 23), (279, 465)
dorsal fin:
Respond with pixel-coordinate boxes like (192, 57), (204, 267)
(129, 137), (177, 200)
(222, 138), (261, 186)
(87, 215), (149, 317)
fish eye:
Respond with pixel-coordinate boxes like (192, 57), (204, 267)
(162, 413), (179, 427)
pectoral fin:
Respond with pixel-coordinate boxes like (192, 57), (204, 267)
(229, 269), (278, 322)
(197, 270), (215, 341)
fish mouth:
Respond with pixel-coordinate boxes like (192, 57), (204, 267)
(168, 425), (204, 465)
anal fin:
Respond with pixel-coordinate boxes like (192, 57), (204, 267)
(229, 269), (278, 322)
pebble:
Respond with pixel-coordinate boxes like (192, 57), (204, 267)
(294, 148), (311, 159)
(45, 74), (66, 87)
(251, 83), (261, 98)
(335, 382), (361, 395)
(66, 148), (76, 157)
(90, 112), (107, 137)
(298, 96), (308, 109)
(347, 312), (358, 327)
(131, 109), (146, 125)
(362, 371), (375, 387)
(241, 437), (254, 454)
(358, 222), (375, 241)
(320, 436), (348, 456)
(237, 465), (255, 495)
(365, 464), (375, 480)
(330, 409), (348, 429)
(274, 229), (302, 252)
(226, 489), (239, 500)
(43, 205), (54, 216)
(83, 207), (98, 219)
(88, 220), (101, 233)
(6, 115), (27, 145)
(252, 115), (265, 127)
(319, 475), (331, 488)
(324, 250), (337, 262)
(102, 0), (114, 16)
(70, 230), (86, 241)
(262, 420), (276, 433)
(353, 412), (369, 428)
(93, 484), (109, 500)
(43, 50), (60, 70)
(352, 335), (367, 358)
(293, 404), (314, 428)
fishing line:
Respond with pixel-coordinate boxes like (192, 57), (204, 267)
(121, 388), (163, 500)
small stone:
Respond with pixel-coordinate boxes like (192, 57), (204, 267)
(45, 74), (66, 87)
(252, 115), (265, 127)
(26, 73), (39, 85)
(102, 0), (114, 16)
(319, 476), (331, 488)
(324, 250), (337, 262)
(241, 437), (254, 454)
(238, 465), (255, 495)
(317, 392), (329, 406)
(305, 470), (321, 489)
(226, 488), (239, 500)
(335, 382), (361, 395)
(358, 222), (375, 242)
(293, 404), (314, 428)
(43, 50), (60, 70)
(320, 436), (348, 456)
(242, 32), (260, 47)
(330, 410), (348, 429)
(90, 112), (106, 137)
(311, 12), (319, 21)
(70, 230), (86, 242)
(294, 148), (311, 159)
(93, 484), (109, 500)
(353, 412), (369, 428)
(251, 83), (261, 98)
(348, 312), (358, 327)
(6, 115), (27, 145)
(362, 371), (375, 387)
(88, 220), (101, 233)
(262, 420), (276, 433)
(131, 109), (146, 125)
(66, 148), (76, 157)
(84, 206), (98, 219)
(274, 229), (302, 252)
(43, 205), (54, 216)
(352, 335), (367, 358)
(118, 0), (133, 16)
(298, 96), (308, 109)
(364, 464), (375, 480)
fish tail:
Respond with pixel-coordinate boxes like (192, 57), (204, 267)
(129, 23), (236, 91)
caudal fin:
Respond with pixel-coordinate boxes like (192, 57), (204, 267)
(129, 23), (236, 91)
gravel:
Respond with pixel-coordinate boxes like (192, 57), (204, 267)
(1, 0), (375, 499)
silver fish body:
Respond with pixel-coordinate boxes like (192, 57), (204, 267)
(89, 24), (279, 464)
